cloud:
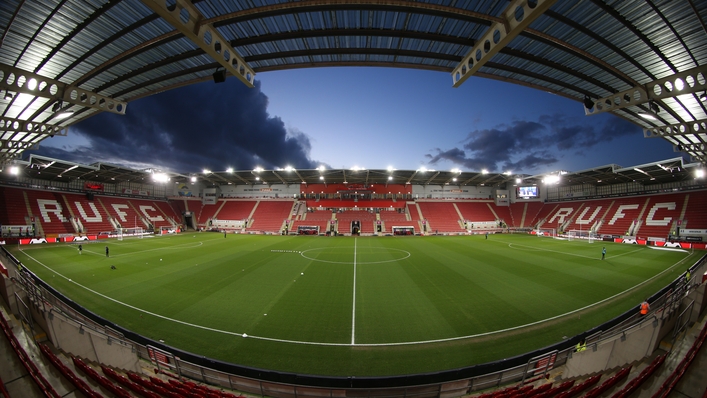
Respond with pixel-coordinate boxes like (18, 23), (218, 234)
(426, 114), (642, 173)
(30, 79), (318, 173)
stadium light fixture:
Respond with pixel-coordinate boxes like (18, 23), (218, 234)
(418, 166), (427, 173)
(152, 172), (169, 183)
(583, 96), (594, 110)
(52, 100), (63, 112)
(9, 166), (19, 175)
(317, 165), (326, 172)
(56, 111), (73, 119)
(696, 169), (705, 178)
(515, 178), (522, 184)
(388, 176), (393, 180)
(190, 176), (197, 183)
(481, 169), (488, 174)
(319, 176), (324, 180)
(212, 67), (226, 84)
(639, 101), (661, 120)
(226, 167), (234, 173)
(450, 168), (460, 173)
(203, 169), (211, 174)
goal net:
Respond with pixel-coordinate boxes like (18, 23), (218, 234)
(160, 226), (179, 235)
(567, 230), (596, 243)
(117, 227), (144, 240)
(535, 228), (556, 238)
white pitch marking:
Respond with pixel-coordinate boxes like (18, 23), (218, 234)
(351, 237), (357, 345)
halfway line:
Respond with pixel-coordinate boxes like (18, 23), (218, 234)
(351, 237), (357, 345)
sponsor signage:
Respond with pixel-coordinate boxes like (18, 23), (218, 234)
(679, 228), (707, 235)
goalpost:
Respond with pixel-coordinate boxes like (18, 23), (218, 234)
(567, 229), (596, 243)
(535, 228), (556, 238)
(116, 227), (144, 240)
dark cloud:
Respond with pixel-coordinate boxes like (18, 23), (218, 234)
(30, 79), (318, 173)
(426, 114), (642, 173)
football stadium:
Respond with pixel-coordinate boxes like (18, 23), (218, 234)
(1, 1), (707, 398)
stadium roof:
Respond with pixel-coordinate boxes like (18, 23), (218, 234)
(9, 153), (702, 190)
(1, 0), (706, 167)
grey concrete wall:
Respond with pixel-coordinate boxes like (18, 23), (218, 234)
(564, 317), (661, 378)
(44, 309), (139, 372)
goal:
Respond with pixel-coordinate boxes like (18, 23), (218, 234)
(117, 227), (144, 240)
(535, 228), (556, 238)
(567, 229), (596, 243)
(160, 226), (178, 235)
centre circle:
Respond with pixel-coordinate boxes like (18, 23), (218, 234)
(300, 247), (411, 264)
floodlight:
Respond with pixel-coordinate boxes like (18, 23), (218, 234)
(152, 173), (169, 183)
(317, 165), (326, 171)
(387, 166), (395, 172)
(696, 169), (705, 178)
(452, 177), (457, 182)
(9, 166), (19, 175)
(212, 68), (226, 83)
(319, 176), (324, 180)
(515, 178), (522, 184)
(649, 101), (660, 113)
(253, 167), (263, 172)
(56, 111), (73, 119)
(481, 169), (488, 174)
(190, 176), (197, 182)
(284, 165), (294, 172)
(203, 169), (211, 174)
(226, 167), (234, 173)
(450, 168), (460, 173)
(418, 166), (427, 173)
(388, 176), (393, 180)
(583, 96), (594, 110)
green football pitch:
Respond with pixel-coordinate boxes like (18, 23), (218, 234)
(9, 233), (697, 376)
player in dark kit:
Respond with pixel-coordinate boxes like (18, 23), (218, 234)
(105, 246), (109, 257)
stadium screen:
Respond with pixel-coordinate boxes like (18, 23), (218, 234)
(517, 186), (538, 198)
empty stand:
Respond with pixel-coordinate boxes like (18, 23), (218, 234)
(682, 190), (707, 230)
(455, 201), (497, 227)
(336, 210), (377, 234)
(248, 201), (294, 232)
(0, 187), (30, 229)
(634, 193), (686, 239)
(24, 189), (75, 236)
(595, 197), (644, 237)
(217, 200), (257, 220)
(197, 203), (221, 228)
(417, 202), (465, 233)
(62, 192), (114, 234)
(518, 202), (545, 228)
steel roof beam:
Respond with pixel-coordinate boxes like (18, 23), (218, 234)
(1, 139), (38, 152)
(140, 0), (255, 88)
(643, 118), (707, 139)
(0, 117), (68, 137)
(584, 65), (707, 116)
(452, 0), (557, 87)
(0, 64), (127, 115)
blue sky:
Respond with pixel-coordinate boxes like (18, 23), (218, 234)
(34, 67), (678, 175)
